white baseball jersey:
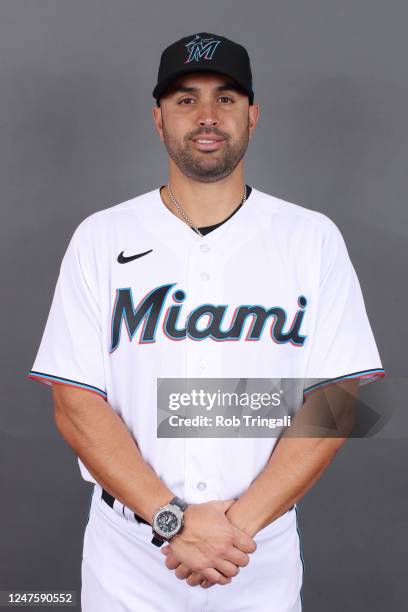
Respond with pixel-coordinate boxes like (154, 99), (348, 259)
(28, 186), (385, 499)
(28, 186), (385, 611)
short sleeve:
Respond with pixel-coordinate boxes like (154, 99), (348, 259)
(303, 218), (385, 398)
(27, 221), (107, 400)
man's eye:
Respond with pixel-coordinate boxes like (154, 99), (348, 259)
(178, 96), (233, 104)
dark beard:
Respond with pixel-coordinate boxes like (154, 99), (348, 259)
(162, 123), (250, 183)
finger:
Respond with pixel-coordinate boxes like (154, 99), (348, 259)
(175, 563), (193, 580)
(201, 579), (216, 589)
(186, 572), (204, 587)
(213, 558), (240, 579)
(202, 567), (232, 586)
(184, 572), (216, 588)
(164, 553), (183, 570)
(223, 547), (251, 568)
(232, 527), (257, 554)
(161, 546), (171, 555)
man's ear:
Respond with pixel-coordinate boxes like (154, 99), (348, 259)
(248, 103), (260, 139)
(152, 105), (164, 141)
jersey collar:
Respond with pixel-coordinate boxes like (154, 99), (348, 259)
(145, 185), (256, 248)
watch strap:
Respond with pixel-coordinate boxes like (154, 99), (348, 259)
(151, 534), (165, 547)
(169, 496), (188, 512)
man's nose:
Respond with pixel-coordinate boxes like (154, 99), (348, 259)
(197, 102), (219, 127)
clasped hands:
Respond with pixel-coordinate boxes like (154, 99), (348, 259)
(160, 500), (257, 589)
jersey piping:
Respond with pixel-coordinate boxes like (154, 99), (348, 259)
(28, 370), (107, 400)
(303, 368), (385, 398)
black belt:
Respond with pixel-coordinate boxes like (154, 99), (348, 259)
(101, 488), (150, 525)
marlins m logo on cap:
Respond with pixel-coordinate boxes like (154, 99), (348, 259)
(184, 34), (221, 63)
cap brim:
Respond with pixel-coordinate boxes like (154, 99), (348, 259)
(152, 65), (252, 102)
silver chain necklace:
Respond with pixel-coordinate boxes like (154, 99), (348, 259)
(166, 183), (247, 238)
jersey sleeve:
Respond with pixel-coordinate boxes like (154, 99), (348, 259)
(27, 220), (107, 400)
(303, 217), (385, 398)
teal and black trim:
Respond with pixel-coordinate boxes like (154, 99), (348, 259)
(303, 368), (385, 398)
(295, 505), (305, 609)
(27, 370), (107, 400)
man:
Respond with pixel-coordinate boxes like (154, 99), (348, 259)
(28, 32), (385, 611)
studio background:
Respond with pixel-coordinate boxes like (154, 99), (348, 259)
(1, 1), (406, 611)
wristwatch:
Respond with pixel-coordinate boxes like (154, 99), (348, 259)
(151, 496), (189, 547)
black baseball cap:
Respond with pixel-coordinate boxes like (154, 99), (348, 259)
(152, 32), (254, 105)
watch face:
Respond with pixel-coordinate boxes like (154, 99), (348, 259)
(157, 511), (178, 534)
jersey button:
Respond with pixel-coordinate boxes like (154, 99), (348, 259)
(200, 271), (210, 281)
(197, 481), (207, 491)
(200, 244), (211, 252)
(198, 359), (208, 371)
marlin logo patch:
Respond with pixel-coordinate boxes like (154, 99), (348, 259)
(184, 34), (221, 63)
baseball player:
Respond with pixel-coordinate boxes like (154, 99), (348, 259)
(28, 32), (385, 611)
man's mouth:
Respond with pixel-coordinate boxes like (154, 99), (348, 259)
(191, 137), (226, 150)
(194, 138), (222, 143)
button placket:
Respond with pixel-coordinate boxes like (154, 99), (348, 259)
(183, 241), (221, 501)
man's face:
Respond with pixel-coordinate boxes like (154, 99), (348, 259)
(152, 72), (259, 182)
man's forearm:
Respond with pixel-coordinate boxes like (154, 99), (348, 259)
(52, 384), (173, 523)
(226, 435), (343, 537)
(226, 379), (359, 537)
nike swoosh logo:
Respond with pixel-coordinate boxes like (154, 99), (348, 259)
(117, 249), (153, 263)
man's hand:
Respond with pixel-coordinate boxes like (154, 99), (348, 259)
(161, 546), (212, 588)
(160, 499), (257, 587)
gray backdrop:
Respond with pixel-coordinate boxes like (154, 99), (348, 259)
(1, 1), (407, 610)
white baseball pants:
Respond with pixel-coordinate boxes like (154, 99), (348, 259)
(81, 483), (304, 611)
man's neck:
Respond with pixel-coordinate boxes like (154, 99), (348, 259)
(161, 166), (247, 227)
